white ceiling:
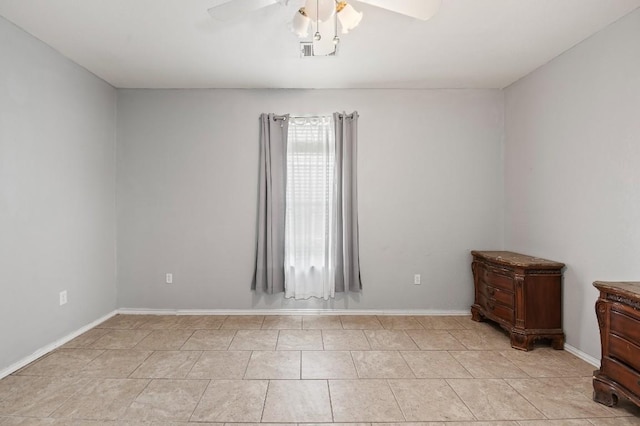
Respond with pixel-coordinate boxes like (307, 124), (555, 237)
(1, 0), (639, 89)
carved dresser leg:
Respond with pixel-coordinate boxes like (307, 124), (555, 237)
(550, 335), (565, 350)
(510, 332), (531, 351)
(593, 378), (618, 407)
(471, 306), (484, 322)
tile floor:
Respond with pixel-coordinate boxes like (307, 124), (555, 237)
(1, 314), (639, 425)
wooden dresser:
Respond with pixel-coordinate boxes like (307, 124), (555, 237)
(471, 250), (565, 351)
(593, 281), (640, 409)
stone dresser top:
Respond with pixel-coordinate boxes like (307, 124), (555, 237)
(471, 250), (565, 269)
(594, 281), (640, 300)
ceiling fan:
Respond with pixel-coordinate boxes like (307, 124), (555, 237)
(207, 0), (442, 56)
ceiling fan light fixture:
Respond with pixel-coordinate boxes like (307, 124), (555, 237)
(337, 2), (362, 34)
(292, 8), (311, 37)
(304, 0), (335, 22)
(204, 0), (444, 57)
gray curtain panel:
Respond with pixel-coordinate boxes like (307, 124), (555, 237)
(253, 113), (289, 294)
(333, 111), (362, 292)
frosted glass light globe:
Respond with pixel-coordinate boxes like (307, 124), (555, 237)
(304, 0), (336, 22)
(292, 9), (311, 37)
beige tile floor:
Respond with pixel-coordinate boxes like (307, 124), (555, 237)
(1, 314), (639, 425)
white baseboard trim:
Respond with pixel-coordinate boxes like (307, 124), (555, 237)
(564, 343), (600, 367)
(0, 310), (118, 380)
(117, 308), (471, 316)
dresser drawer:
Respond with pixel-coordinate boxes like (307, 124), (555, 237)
(602, 357), (640, 396)
(483, 267), (514, 292)
(609, 334), (640, 373)
(610, 310), (640, 344)
(483, 283), (514, 308)
(479, 294), (514, 323)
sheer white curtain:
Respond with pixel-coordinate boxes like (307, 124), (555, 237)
(284, 116), (337, 300)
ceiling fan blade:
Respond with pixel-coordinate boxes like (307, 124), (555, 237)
(355, 0), (442, 21)
(207, 0), (280, 21)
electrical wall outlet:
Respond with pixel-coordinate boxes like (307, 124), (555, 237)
(59, 290), (68, 306)
(166, 273), (173, 284)
(413, 274), (421, 285)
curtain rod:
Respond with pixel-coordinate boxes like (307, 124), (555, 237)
(272, 113), (355, 121)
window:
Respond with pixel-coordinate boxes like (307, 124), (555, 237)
(284, 116), (337, 300)
(254, 111), (360, 297)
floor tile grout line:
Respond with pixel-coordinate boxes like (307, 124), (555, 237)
(452, 315), (470, 329)
(397, 349), (442, 379)
(325, 379), (335, 422)
(443, 377), (479, 421)
(242, 350), (254, 380)
(495, 350), (533, 379)
(188, 377), (212, 422)
(37, 376), (94, 419)
(385, 377), (408, 422)
(123, 348), (155, 379)
(395, 349), (416, 379)
(447, 329), (471, 350)
(299, 349), (304, 379)
(502, 376), (551, 420)
(226, 329), (239, 351)
(361, 329), (372, 350)
(404, 329), (420, 350)
(349, 350), (362, 379)
(443, 349), (475, 378)
(362, 329), (374, 350)
(16, 347), (106, 378)
(183, 349), (205, 378)
(176, 329), (197, 351)
(259, 379), (271, 423)
(524, 377), (624, 420)
(116, 376), (153, 421)
(397, 350), (416, 378)
(400, 329), (420, 350)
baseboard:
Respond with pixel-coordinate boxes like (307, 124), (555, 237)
(0, 310), (118, 380)
(118, 308), (472, 316)
(564, 343), (600, 367)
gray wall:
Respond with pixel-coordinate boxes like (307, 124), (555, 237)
(504, 9), (640, 359)
(0, 17), (117, 370)
(117, 89), (504, 311)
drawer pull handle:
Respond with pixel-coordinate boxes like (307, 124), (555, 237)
(488, 288), (496, 296)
